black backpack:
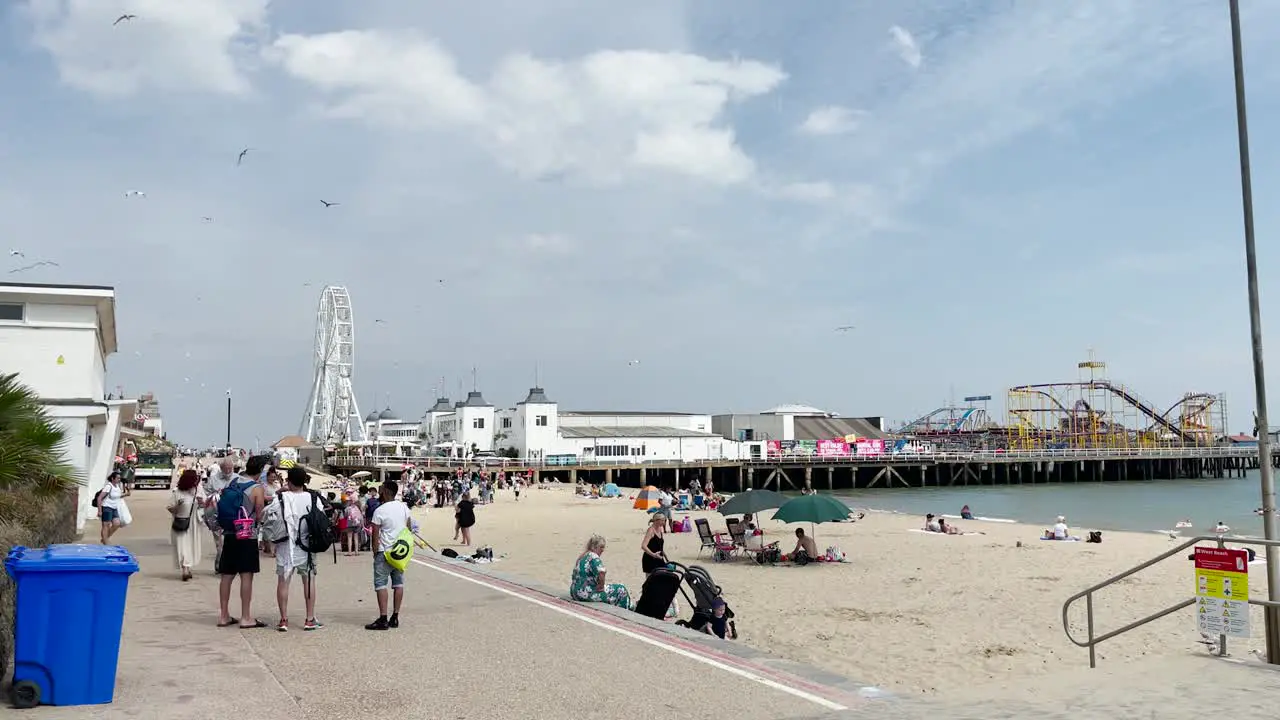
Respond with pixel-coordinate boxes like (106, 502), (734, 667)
(296, 491), (335, 554)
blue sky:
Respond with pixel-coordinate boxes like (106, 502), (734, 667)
(4, 0), (1280, 447)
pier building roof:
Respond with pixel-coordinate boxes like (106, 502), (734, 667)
(462, 391), (492, 408)
(761, 404), (832, 416)
(378, 408), (399, 421)
(562, 410), (699, 416)
(520, 387), (553, 404)
(559, 425), (718, 439)
(793, 416), (885, 440)
(429, 397), (453, 413)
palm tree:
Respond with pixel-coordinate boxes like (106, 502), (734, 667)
(0, 372), (79, 526)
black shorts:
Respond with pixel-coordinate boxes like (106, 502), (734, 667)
(217, 535), (261, 576)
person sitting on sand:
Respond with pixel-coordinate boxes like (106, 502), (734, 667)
(924, 513), (941, 533)
(938, 517), (962, 535)
(791, 528), (817, 562)
(960, 504), (974, 520)
(1052, 516), (1070, 540)
(570, 534), (633, 610)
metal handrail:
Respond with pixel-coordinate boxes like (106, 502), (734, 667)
(1063, 535), (1280, 667)
(325, 445), (1258, 469)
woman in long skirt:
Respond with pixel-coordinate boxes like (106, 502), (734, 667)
(168, 469), (204, 581)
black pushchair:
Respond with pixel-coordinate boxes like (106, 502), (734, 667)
(635, 562), (737, 639)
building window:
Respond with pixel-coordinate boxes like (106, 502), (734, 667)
(0, 303), (23, 321)
(473, 418), (485, 429)
(535, 415), (548, 427)
(502, 417), (512, 429)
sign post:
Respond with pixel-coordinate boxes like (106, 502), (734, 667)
(1194, 546), (1251, 653)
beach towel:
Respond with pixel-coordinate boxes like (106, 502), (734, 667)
(908, 529), (979, 537)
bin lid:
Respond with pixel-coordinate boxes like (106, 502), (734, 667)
(5, 544), (140, 575)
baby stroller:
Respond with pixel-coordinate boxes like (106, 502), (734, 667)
(635, 562), (738, 639)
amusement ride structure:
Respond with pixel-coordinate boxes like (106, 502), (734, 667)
(897, 356), (1228, 450)
(300, 286), (366, 445)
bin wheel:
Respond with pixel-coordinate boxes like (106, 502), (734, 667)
(10, 680), (40, 709)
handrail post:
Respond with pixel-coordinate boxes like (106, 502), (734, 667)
(1086, 593), (1096, 669)
(1217, 535), (1228, 657)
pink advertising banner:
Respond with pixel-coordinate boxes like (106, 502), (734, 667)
(855, 439), (886, 457)
(816, 439), (851, 457)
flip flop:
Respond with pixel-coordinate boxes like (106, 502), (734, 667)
(217, 619), (239, 628)
(238, 619), (267, 629)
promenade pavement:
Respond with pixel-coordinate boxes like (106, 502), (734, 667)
(12, 490), (1280, 719)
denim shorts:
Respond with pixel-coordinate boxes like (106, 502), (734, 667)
(100, 507), (119, 523)
(373, 553), (404, 591)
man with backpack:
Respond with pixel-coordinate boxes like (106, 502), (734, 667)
(272, 467), (330, 632)
(216, 455), (268, 629)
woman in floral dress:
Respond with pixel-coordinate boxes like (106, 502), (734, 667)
(570, 535), (633, 609)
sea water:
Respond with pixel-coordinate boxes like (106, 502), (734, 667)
(835, 469), (1276, 535)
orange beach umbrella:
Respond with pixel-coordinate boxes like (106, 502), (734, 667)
(633, 486), (662, 511)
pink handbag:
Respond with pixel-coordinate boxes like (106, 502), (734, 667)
(233, 508), (254, 540)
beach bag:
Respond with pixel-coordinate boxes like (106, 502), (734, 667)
(117, 500), (132, 527)
(297, 492), (335, 554)
(825, 546), (845, 562)
(171, 493), (197, 533)
(233, 508), (254, 540)
(384, 527), (416, 572)
(217, 479), (254, 531)
(260, 495), (287, 544)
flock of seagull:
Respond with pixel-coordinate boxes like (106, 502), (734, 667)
(5, 13), (344, 277)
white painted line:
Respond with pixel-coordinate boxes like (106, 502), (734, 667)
(411, 557), (848, 712)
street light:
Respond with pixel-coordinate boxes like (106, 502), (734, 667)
(1227, 0), (1280, 663)
(225, 389), (232, 450)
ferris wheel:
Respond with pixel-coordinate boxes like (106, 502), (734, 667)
(300, 286), (366, 445)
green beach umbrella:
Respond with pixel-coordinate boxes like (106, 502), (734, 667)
(718, 489), (788, 517)
(771, 494), (853, 526)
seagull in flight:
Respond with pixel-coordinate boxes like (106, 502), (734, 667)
(9, 250), (23, 258)
(124, 190), (146, 198)
(201, 216), (213, 223)
(113, 14), (136, 26)
(8, 261), (59, 274)
(835, 325), (856, 332)
(627, 360), (641, 366)
(374, 319), (387, 325)
(320, 199), (339, 208)
(236, 148), (250, 166)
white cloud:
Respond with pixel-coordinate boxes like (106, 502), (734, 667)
(798, 106), (863, 136)
(266, 30), (787, 185)
(21, 0), (268, 96)
(773, 181), (837, 202)
(889, 25), (922, 69)
(523, 232), (572, 253)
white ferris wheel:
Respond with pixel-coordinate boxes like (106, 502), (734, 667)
(300, 286), (366, 445)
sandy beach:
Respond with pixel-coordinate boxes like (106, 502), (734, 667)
(407, 483), (1273, 695)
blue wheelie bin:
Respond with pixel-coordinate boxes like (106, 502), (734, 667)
(4, 544), (139, 709)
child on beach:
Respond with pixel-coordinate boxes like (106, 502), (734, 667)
(343, 497), (364, 556)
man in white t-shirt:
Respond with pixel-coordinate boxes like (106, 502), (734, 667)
(1052, 516), (1070, 540)
(366, 480), (415, 631)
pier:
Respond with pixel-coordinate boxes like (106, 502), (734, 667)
(326, 446), (1263, 493)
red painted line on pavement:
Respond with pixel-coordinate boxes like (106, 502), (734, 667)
(418, 554), (872, 707)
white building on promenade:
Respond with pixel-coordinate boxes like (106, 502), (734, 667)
(418, 386), (751, 462)
(0, 282), (135, 531)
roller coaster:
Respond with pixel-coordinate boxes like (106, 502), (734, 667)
(1006, 358), (1227, 449)
(895, 358), (1228, 450)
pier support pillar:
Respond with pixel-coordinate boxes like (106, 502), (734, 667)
(804, 466), (813, 493)
(604, 468), (613, 485)
(569, 468), (578, 485)
(639, 467), (647, 487)
(746, 467), (754, 490)
(827, 465), (834, 490)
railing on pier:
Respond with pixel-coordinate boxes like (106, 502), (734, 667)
(1062, 535), (1280, 668)
(325, 445), (1258, 470)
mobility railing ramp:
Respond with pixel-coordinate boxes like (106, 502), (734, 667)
(1063, 535), (1280, 668)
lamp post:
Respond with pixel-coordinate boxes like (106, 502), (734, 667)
(1227, 0), (1280, 663)
(225, 389), (232, 450)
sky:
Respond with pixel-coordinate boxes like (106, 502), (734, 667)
(5, 0), (1280, 448)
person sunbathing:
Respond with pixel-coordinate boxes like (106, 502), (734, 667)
(937, 518), (963, 535)
(791, 528), (817, 561)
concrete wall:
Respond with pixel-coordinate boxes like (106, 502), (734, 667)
(711, 414), (787, 442)
(458, 405), (496, 453)
(559, 413), (712, 432)
(555, 434), (736, 462)
(0, 324), (102, 400)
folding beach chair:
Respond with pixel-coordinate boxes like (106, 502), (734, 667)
(694, 518), (718, 558)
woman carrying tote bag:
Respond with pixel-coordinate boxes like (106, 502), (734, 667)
(168, 469), (204, 581)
